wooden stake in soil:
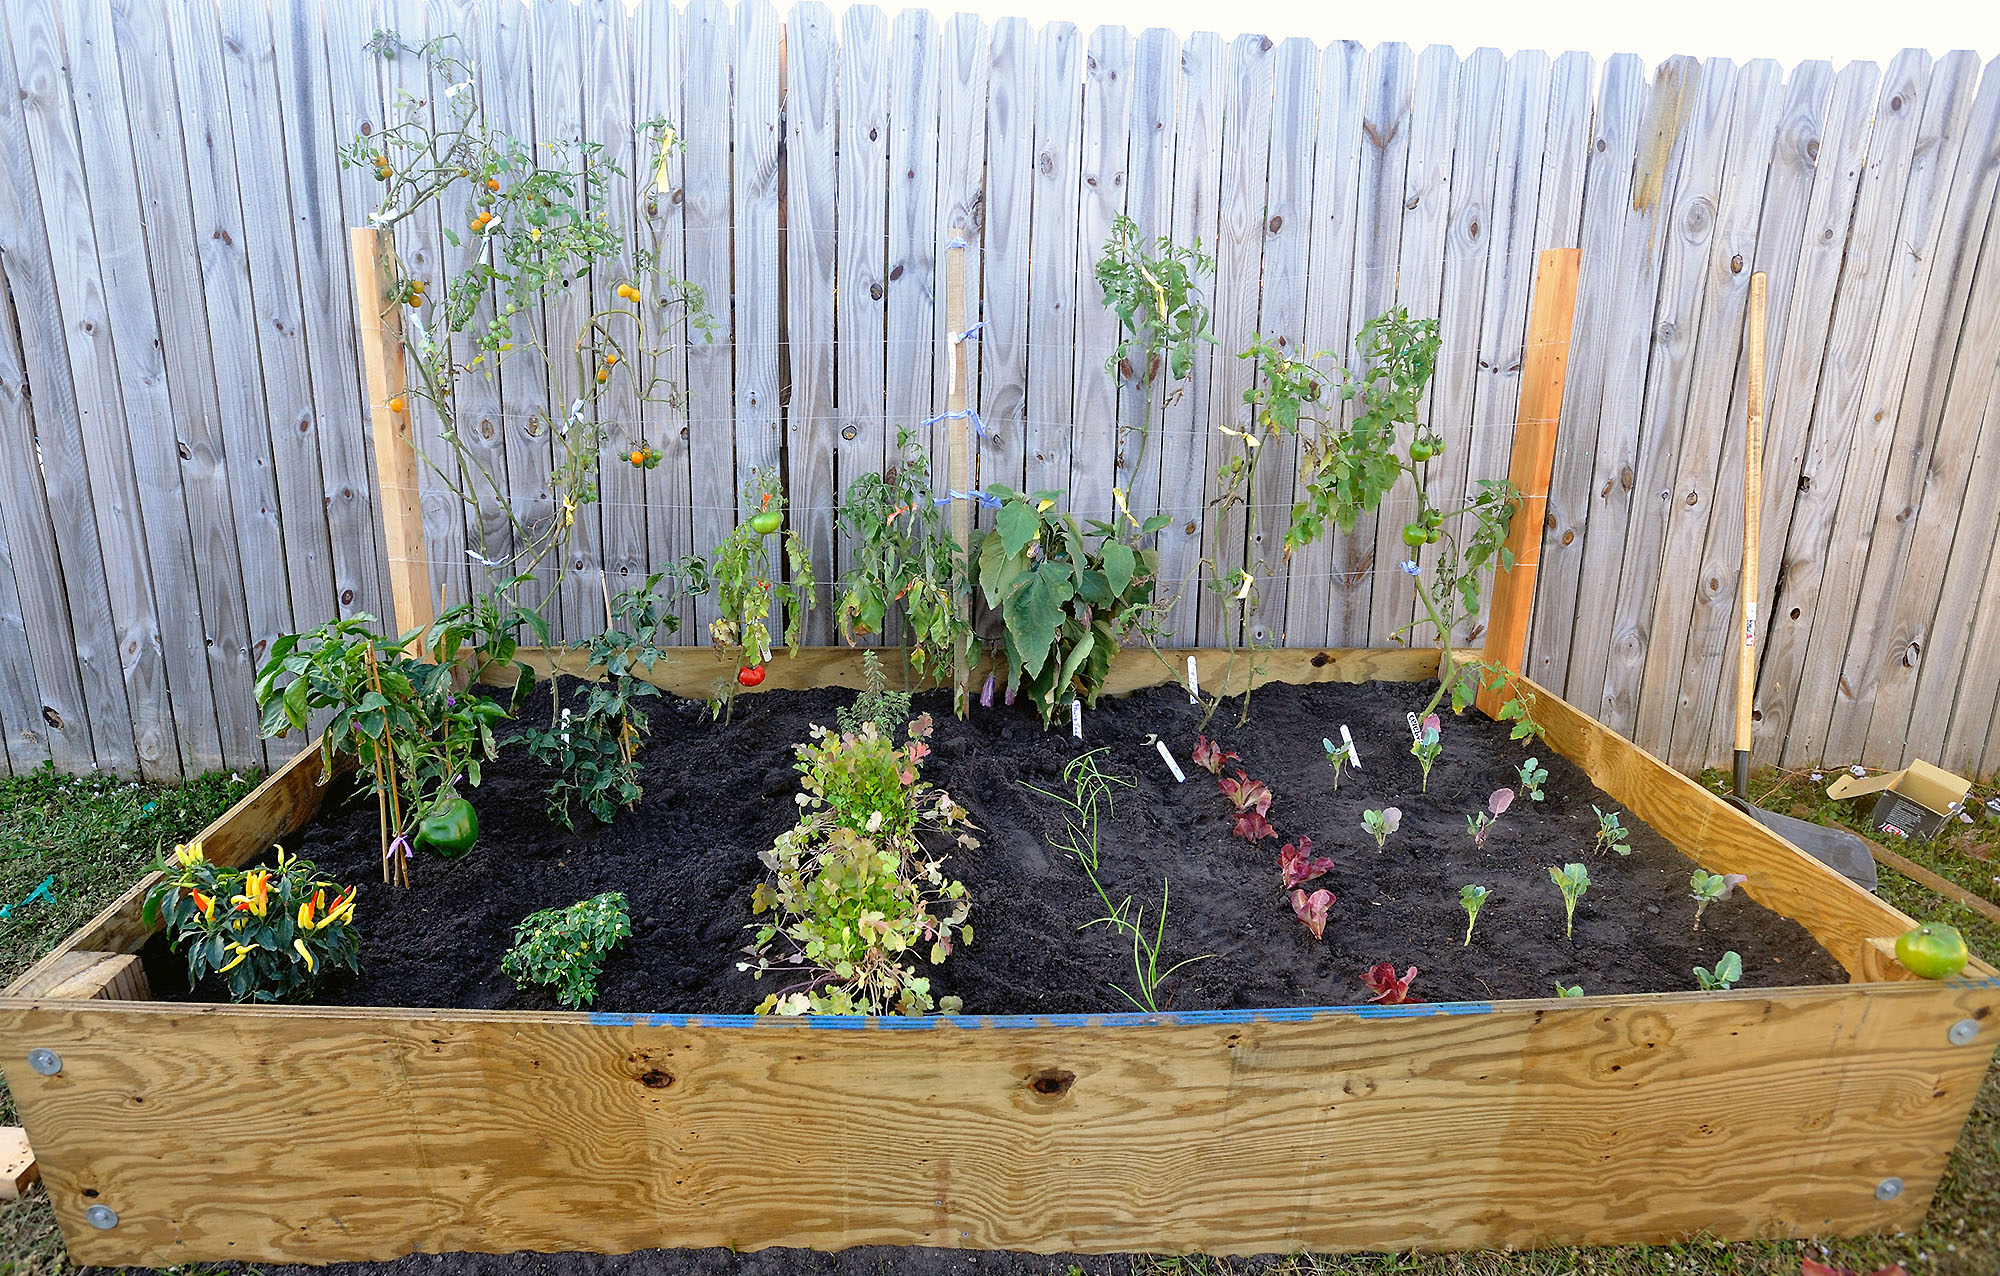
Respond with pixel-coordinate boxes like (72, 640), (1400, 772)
(1477, 248), (1581, 720)
(1735, 271), (1768, 793)
(944, 228), (974, 714)
(351, 226), (436, 642)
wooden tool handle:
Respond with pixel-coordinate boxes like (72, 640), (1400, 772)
(1737, 272), (1767, 761)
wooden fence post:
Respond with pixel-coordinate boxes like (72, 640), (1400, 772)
(350, 226), (435, 640)
(944, 227), (972, 710)
(1477, 247), (1580, 719)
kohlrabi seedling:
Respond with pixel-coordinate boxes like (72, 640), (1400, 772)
(1549, 862), (1590, 938)
(1322, 736), (1354, 789)
(1591, 805), (1631, 856)
(1361, 962), (1421, 1005)
(1278, 837), (1333, 890)
(1410, 714), (1442, 792)
(1517, 756), (1548, 802)
(1291, 887), (1334, 940)
(1555, 982), (1583, 998)
(1362, 806), (1401, 852)
(1466, 788), (1514, 850)
(1694, 951), (1743, 991)
(1459, 883), (1489, 946)
(1689, 870), (1748, 932)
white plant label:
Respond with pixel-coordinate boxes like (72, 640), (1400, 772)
(1187, 655), (1200, 704)
(1071, 698), (1083, 740)
(1407, 711), (1422, 743)
(1155, 738), (1187, 783)
(1340, 723), (1360, 769)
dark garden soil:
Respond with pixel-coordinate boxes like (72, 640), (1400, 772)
(144, 677), (1845, 1012)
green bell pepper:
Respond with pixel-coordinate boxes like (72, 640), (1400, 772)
(416, 795), (479, 859)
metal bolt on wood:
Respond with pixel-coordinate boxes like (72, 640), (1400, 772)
(26, 1049), (60, 1076)
(85, 1205), (119, 1230)
(1875, 1178), (1904, 1201)
(1949, 1018), (1980, 1046)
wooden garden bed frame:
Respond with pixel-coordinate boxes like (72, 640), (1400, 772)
(2, 644), (1996, 1267)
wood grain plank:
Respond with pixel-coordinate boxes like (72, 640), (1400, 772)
(976, 17), (1032, 519)
(0, 497), (44, 771)
(680, 0), (734, 630)
(1024, 22), (1082, 500)
(785, 1), (839, 646)
(834, 4), (889, 630)
(1066, 24), (1132, 528)
(932, 12), (987, 473)
(1112, 26), (1175, 523)
(885, 7), (938, 492)
(732, 0), (782, 499)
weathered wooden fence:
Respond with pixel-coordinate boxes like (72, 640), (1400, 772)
(2, 0), (1998, 782)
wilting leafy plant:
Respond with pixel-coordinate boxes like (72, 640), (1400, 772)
(1549, 862), (1591, 939)
(1466, 788), (1514, 850)
(1690, 870), (1749, 932)
(1694, 951), (1743, 991)
(1218, 772), (1277, 842)
(1278, 837), (1333, 890)
(146, 841), (360, 1004)
(1592, 805), (1631, 856)
(1517, 757), (1549, 802)
(1361, 962), (1421, 1005)
(1459, 883), (1490, 946)
(1411, 714), (1442, 792)
(501, 891), (632, 1009)
(1022, 750), (1207, 1012)
(833, 431), (971, 698)
(1291, 888), (1334, 940)
(1362, 806), (1401, 851)
(1555, 982), (1584, 998)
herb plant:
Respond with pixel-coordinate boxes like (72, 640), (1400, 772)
(1411, 714), (1443, 792)
(1690, 871), (1748, 932)
(146, 842), (360, 1003)
(501, 892), (632, 1009)
(972, 485), (1164, 724)
(1459, 884), (1490, 946)
(837, 651), (913, 739)
(709, 467), (814, 722)
(1592, 805), (1631, 856)
(1291, 888), (1334, 940)
(1694, 951), (1743, 991)
(1466, 788), (1514, 850)
(1362, 806), (1401, 851)
(1517, 757), (1549, 802)
(1549, 862), (1591, 939)
(834, 431), (971, 695)
(1022, 750), (1208, 1012)
(744, 716), (975, 1015)
(1278, 837), (1333, 890)
(1361, 962), (1421, 1005)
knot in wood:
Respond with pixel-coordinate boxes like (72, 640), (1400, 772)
(1026, 1067), (1075, 1098)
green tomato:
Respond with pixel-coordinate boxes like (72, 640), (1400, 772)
(1895, 923), (1969, 980)
(1408, 440), (1436, 463)
(1400, 523), (1428, 547)
(749, 510), (783, 536)
(416, 796), (479, 859)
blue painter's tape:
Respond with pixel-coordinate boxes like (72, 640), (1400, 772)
(584, 1000), (1495, 1032)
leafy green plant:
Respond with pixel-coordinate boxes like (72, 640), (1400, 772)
(1549, 862), (1591, 939)
(838, 651), (913, 739)
(1555, 982), (1584, 998)
(834, 430), (972, 697)
(1094, 214), (1215, 513)
(1278, 837), (1333, 890)
(709, 466), (814, 722)
(1292, 887), (1334, 939)
(1411, 714), (1443, 792)
(1022, 750), (1209, 1012)
(1322, 736), (1353, 789)
(1467, 788), (1514, 850)
(1361, 962), (1421, 1005)
(744, 717), (975, 1015)
(1362, 806), (1401, 851)
(501, 892), (632, 1009)
(1459, 884), (1490, 946)
(1690, 870), (1748, 932)
(1517, 757), (1549, 802)
(1592, 805), (1631, 856)
(415, 577), (551, 711)
(972, 486), (1163, 725)
(146, 842), (360, 1003)
(1217, 772), (1277, 842)
(1694, 951), (1743, 991)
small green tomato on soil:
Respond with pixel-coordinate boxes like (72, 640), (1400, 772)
(1895, 922), (1970, 980)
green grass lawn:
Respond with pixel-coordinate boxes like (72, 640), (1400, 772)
(0, 762), (1993, 1276)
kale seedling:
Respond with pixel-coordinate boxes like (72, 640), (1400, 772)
(1291, 887), (1334, 940)
(1362, 806), (1401, 851)
(1466, 788), (1514, 850)
(1191, 735), (1238, 776)
(1279, 837), (1333, 890)
(1694, 951), (1743, 991)
(1517, 756), (1548, 802)
(1459, 883), (1490, 946)
(1410, 714), (1443, 792)
(1554, 982), (1584, 998)
(1218, 772), (1276, 842)
(1322, 736), (1353, 789)
(1591, 805), (1631, 856)
(1690, 870), (1748, 932)
(1549, 862), (1590, 938)
(1361, 962), (1421, 1005)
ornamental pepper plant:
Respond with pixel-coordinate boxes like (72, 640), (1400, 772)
(501, 892), (633, 1009)
(145, 842), (360, 1003)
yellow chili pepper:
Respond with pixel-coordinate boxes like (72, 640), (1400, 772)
(293, 939), (317, 973)
(297, 897), (317, 931)
(174, 841), (205, 867)
(217, 943), (255, 974)
(191, 889), (216, 921)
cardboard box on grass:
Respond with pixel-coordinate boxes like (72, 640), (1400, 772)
(1826, 760), (1971, 841)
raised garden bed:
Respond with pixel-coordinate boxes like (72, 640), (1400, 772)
(4, 648), (1997, 1268)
